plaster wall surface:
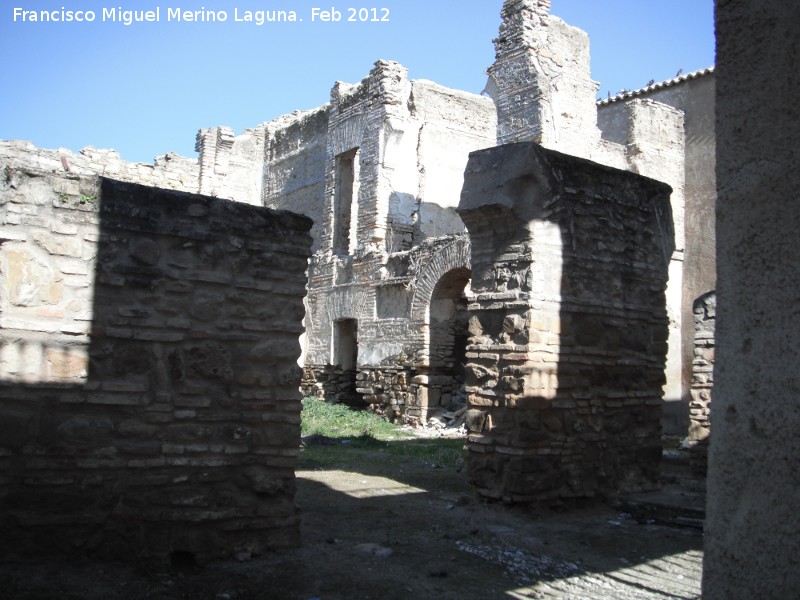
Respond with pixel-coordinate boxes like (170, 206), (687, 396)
(0, 158), (312, 564)
(703, 0), (800, 596)
(197, 125), (267, 205)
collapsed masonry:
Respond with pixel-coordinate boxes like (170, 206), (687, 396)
(294, 0), (685, 498)
(291, 61), (497, 422)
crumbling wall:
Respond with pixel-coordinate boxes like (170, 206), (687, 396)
(689, 291), (714, 473)
(298, 61), (493, 422)
(458, 143), (673, 502)
(301, 235), (471, 423)
(1, 140), (199, 193)
(0, 160), (311, 564)
(408, 80), (496, 243)
(3, 123), (266, 210)
(197, 126), (267, 205)
(263, 109), (330, 251)
(486, 0), (600, 158)
(259, 60), (494, 258)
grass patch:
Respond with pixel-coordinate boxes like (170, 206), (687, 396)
(299, 398), (467, 473)
(300, 397), (410, 442)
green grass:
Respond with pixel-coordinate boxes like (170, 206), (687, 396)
(300, 397), (412, 442)
(299, 398), (467, 473)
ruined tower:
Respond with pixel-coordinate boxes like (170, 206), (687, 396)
(486, 0), (602, 159)
(486, 0), (688, 430)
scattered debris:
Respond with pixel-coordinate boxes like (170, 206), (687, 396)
(456, 540), (580, 585)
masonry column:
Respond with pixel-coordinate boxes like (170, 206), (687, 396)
(458, 143), (673, 503)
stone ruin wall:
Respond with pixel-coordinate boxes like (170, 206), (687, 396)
(488, 0), (600, 158)
(291, 61), (496, 422)
(301, 235), (472, 423)
(486, 0), (688, 435)
(2, 121), (267, 210)
(689, 291), (714, 473)
(0, 0), (714, 523)
(263, 109), (331, 252)
(1, 140), (200, 195)
(598, 70), (717, 434)
(261, 60), (496, 256)
(0, 157), (312, 564)
(458, 143), (674, 502)
(197, 125), (267, 206)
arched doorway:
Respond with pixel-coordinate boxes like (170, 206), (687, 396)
(419, 268), (471, 421)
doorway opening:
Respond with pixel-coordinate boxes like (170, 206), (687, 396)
(421, 268), (471, 421)
(332, 318), (360, 405)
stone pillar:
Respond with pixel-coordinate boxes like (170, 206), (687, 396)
(703, 0), (800, 596)
(485, 4), (688, 428)
(458, 143), (673, 503)
(486, 0), (601, 159)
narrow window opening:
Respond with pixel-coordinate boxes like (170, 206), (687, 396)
(333, 148), (359, 255)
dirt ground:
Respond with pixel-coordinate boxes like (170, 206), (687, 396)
(0, 438), (703, 600)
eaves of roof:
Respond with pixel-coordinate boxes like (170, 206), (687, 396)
(597, 66), (715, 106)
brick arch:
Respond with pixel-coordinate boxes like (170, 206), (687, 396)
(322, 288), (373, 323)
(409, 235), (471, 324)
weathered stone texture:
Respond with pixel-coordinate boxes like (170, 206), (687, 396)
(688, 291), (714, 473)
(486, 2), (688, 434)
(263, 109), (330, 251)
(458, 143), (673, 503)
(1, 140), (199, 194)
(291, 61), (494, 421)
(0, 163), (311, 564)
(197, 125), (266, 205)
(261, 60), (494, 258)
(487, 0), (600, 158)
(301, 234), (472, 422)
(704, 0), (800, 595)
(599, 70), (716, 434)
(2, 124), (266, 209)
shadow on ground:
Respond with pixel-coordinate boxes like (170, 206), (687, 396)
(0, 435), (703, 600)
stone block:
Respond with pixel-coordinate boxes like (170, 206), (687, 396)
(44, 348), (89, 379)
(3, 247), (64, 306)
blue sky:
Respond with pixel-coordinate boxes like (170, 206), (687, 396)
(1, 1), (715, 163)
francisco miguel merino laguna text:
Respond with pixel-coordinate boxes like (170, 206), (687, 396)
(13, 6), (392, 25)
